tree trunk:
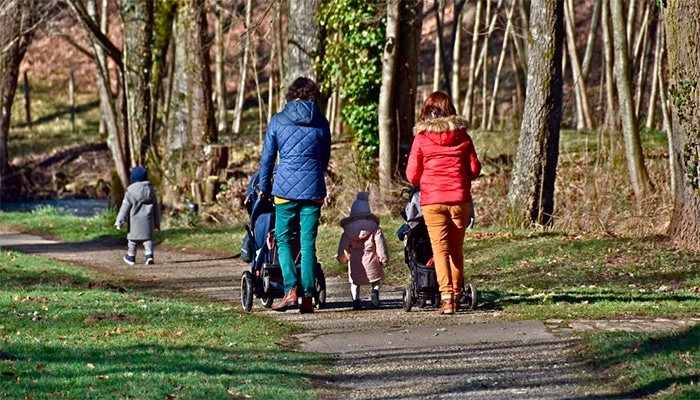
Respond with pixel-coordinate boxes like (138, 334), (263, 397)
(120, 0), (153, 167)
(662, 0), (700, 250)
(214, 0), (228, 136)
(564, 0), (593, 130)
(285, 0), (323, 87)
(656, 25), (675, 195)
(395, 0), (423, 175)
(68, 0), (130, 190)
(486, 0), (515, 131)
(164, 0), (216, 207)
(451, 4), (463, 112)
(232, 0), (252, 135)
(0, 0), (52, 201)
(378, 0), (399, 197)
(506, 0), (564, 228)
(601, 0), (617, 134)
(462, 0), (482, 124)
(432, 0), (443, 93)
(581, 0), (602, 78)
(610, 0), (650, 201)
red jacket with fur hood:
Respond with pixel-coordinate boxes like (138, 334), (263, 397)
(405, 115), (481, 206)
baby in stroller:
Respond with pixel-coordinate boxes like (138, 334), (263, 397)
(397, 187), (477, 312)
(239, 171), (326, 312)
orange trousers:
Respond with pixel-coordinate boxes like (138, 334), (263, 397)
(421, 201), (470, 300)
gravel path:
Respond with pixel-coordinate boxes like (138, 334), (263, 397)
(8, 231), (697, 399)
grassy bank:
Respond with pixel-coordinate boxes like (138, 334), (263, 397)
(0, 250), (332, 399)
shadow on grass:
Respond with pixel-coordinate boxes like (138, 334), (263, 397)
(586, 326), (700, 398)
(473, 288), (699, 311)
(0, 341), (330, 397)
(13, 100), (100, 129)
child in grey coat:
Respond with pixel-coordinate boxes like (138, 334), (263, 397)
(115, 167), (161, 265)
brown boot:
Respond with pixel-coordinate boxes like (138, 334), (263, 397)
(299, 295), (314, 314)
(437, 298), (454, 315)
(273, 287), (298, 312)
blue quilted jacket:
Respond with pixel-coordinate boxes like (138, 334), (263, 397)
(259, 100), (331, 200)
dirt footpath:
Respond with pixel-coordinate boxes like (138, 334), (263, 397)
(0, 231), (618, 399)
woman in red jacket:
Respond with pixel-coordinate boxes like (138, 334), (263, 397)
(405, 91), (482, 315)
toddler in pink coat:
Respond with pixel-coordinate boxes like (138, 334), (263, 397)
(337, 191), (389, 310)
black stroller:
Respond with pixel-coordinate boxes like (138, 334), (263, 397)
(397, 187), (477, 312)
(239, 171), (326, 312)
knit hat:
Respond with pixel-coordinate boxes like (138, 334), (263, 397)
(350, 191), (372, 217)
(130, 167), (148, 183)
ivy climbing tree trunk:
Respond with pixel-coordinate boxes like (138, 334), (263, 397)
(662, 0), (700, 251)
(506, 0), (564, 228)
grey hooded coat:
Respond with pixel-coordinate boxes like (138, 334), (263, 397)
(115, 181), (161, 241)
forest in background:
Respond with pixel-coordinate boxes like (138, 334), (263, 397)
(3, 0), (700, 250)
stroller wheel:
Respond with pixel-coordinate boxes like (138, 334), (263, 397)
(241, 271), (254, 312)
(315, 266), (326, 309)
(463, 283), (478, 310)
(402, 286), (413, 312)
(418, 297), (427, 309)
(260, 297), (274, 308)
(431, 294), (441, 308)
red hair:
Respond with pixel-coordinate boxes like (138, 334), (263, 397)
(418, 91), (457, 122)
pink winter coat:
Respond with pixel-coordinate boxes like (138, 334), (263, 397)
(337, 214), (389, 285)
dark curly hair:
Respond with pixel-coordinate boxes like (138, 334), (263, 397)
(286, 77), (321, 103)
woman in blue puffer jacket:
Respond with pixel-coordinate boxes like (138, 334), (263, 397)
(258, 77), (331, 314)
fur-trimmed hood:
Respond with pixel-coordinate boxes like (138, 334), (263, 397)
(412, 114), (469, 136)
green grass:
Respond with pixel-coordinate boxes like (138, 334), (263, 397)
(580, 328), (700, 399)
(10, 81), (102, 158)
(0, 251), (332, 399)
(463, 230), (700, 320)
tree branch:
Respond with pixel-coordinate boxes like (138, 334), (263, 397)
(62, 0), (122, 70)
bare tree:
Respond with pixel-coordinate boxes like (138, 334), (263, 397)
(0, 0), (57, 201)
(563, 0), (593, 130)
(65, 0), (130, 190)
(213, 0), (228, 136)
(662, 0), (700, 250)
(506, 0), (564, 228)
(378, 0), (399, 196)
(231, 0), (251, 135)
(610, 0), (651, 201)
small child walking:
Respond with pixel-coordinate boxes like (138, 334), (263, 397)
(115, 166), (161, 265)
(337, 191), (389, 310)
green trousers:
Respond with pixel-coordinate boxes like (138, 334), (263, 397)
(275, 200), (322, 296)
